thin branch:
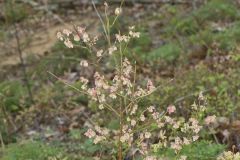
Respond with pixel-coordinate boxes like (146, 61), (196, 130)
(47, 71), (88, 95)
(91, 0), (108, 41)
(10, 1), (34, 104)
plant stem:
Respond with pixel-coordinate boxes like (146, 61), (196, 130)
(12, 16), (34, 104)
(118, 43), (124, 160)
(0, 131), (4, 149)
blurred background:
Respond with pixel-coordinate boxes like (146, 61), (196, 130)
(0, 0), (240, 159)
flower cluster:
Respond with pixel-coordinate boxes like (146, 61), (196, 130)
(204, 115), (216, 125)
(217, 151), (240, 160)
(115, 26), (140, 43)
(57, 26), (98, 49)
(57, 23), (204, 158)
(84, 126), (110, 144)
(55, 2), (204, 159)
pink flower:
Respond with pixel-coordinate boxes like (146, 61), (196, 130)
(204, 115), (216, 125)
(84, 129), (96, 138)
(77, 26), (85, 34)
(167, 105), (176, 114)
(147, 80), (155, 93)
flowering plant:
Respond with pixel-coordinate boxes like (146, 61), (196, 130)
(54, 1), (204, 159)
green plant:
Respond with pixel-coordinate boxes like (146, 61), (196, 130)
(52, 2), (205, 160)
(194, 0), (240, 22)
(0, 81), (27, 112)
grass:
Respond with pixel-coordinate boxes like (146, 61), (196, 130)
(155, 140), (225, 160)
(148, 42), (181, 62)
(0, 140), (67, 160)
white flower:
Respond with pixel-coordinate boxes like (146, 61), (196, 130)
(131, 120), (136, 126)
(97, 49), (103, 57)
(129, 26), (135, 30)
(179, 155), (187, 160)
(80, 60), (88, 67)
(109, 93), (117, 99)
(144, 132), (151, 139)
(99, 104), (104, 110)
(77, 26), (85, 34)
(152, 112), (159, 120)
(99, 94), (106, 103)
(183, 137), (190, 145)
(115, 7), (122, 15)
(57, 32), (64, 41)
(129, 31), (140, 38)
(80, 77), (88, 84)
(74, 34), (80, 41)
(140, 115), (146, 122)
(130, 105), (138, 115)
(82, 33), (90, 42)
(192, 135), (199, 141)
(116, 34), (130, 42)
(120, 133), (130, 143)
(147, 106), (155, 113)
(108, 46), (117, 55)
(64, 38), (73, 48)
(62, 29), (72, 36)
(93, 136), (105, 144)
